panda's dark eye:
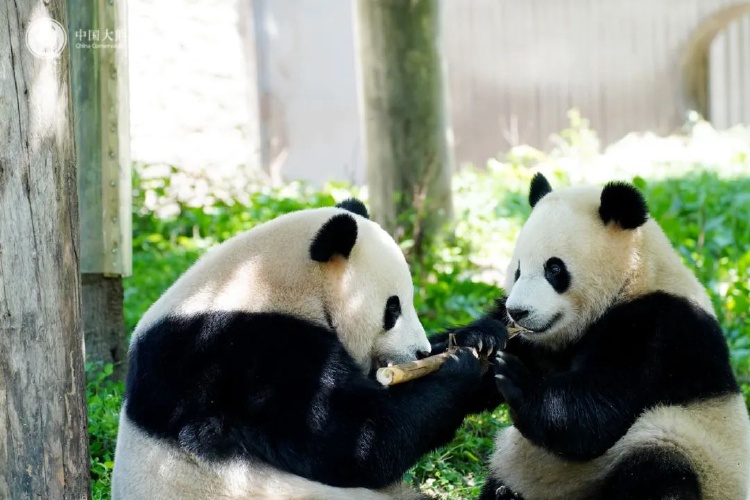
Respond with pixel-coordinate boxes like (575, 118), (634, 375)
(514, 262), (520, 282)
(544, 257), (570, 293)
(383, 296), (401, 331)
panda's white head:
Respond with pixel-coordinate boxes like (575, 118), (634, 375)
(134, 199), (430, 373)
(503, 174), (713, 348)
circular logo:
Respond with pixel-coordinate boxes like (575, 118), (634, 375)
(26, 18), (67, 59)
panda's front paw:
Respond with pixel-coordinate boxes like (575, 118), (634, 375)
(492, 352), (537, 408)
(438, 347), (482, 381)
(451, 317), (508, 358)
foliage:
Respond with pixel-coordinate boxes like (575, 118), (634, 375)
(89, 125), (750, 498)
(87, 363), (124, 500)
(635, 173), (750, 374)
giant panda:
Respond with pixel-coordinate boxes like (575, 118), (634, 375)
(480, 175), (750, 500)
(112, 198), (505, 500)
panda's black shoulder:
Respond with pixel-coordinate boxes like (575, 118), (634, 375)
(588, 292), (721, 346)
(124, 311), (356, 446)
(581, 291), (739, 404)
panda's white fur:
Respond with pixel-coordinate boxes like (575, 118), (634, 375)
(488, 394), (749, 500)
(132, 206), (429, 369)
(504, 185), (712, 350)
(114, 409), (426, 500)
(113, 201), (504, 500)
(482, 177), (750, 500)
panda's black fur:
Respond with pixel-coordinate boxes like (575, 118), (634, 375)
(481, 293), (737, 500)
(479, 177), (749, 500)
(528, 173), (552, 208)
(126, 312), (500, 490)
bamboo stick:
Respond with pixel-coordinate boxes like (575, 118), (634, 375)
(375, 347), (478, 386)
(376, 323), (530, 386)
(376, 350), (458, 386)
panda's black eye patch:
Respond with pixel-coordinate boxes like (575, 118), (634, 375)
(544, 257), (570, 293)
(514, 262), (520, 282)
(384, 296), (401, 331)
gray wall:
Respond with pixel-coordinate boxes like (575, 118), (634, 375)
(246, 0), (750, 183)
(442, 0), (750, 164)
(250, 0), (363, 184)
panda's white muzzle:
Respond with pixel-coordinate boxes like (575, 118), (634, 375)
(506, 276), (568, 334)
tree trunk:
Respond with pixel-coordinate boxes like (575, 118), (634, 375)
(81, 274), (127, 379)
(0, 3), (90, 498)
(355, 0), (453, 260)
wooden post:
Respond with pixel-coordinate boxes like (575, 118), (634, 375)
(355, 0), (453, 259)
(0, 4), (90, 498)
(68, 0), (131, 380)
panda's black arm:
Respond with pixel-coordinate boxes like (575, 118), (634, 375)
(504, 367), (646, 461)
(127, 312), (493, 490)
(294, 352), (485, 488)
(217, 347), (485, 489)
(495, 299), (666, 461)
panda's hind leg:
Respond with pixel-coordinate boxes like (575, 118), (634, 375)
(597, 447), (700, 500)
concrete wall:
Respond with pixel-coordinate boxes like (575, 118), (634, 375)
(710, 12), (750, 129)
(250, 0), (363, 184)
(442, 0), (750, 165)
(245, 0), (750, 183)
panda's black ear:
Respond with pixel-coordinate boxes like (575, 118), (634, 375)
(599, 182), (649, 229)
(336, 198), (369, 219)
(310, 213), (358, 262)
(529, 173), (553, 208)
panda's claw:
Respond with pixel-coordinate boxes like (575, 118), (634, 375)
(485, 338), (495, 356)
(477, 339), (483, 352)
(493, 357), (519, 385)
(494, 351), (527, 376)
(494, 374), (523, 404)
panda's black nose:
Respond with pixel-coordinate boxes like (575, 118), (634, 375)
(508, 308), (530, 321)
(416, 349), (431, 360)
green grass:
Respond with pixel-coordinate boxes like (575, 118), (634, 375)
(89, 157), (750, 499)
(87, 363), (124, 500)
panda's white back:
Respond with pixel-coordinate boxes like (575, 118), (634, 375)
(113, 411), (423, 499)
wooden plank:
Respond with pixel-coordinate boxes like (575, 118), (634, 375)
(70, 0), (131, 277)
(70, 0), (104, 272)
(99, 0), (131, 276)
(69, 0), (129, 376)
(0, 2), (90, 497)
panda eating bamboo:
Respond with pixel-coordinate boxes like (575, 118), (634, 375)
(480, 174), (750, 500)
(112, 198), (505, 500)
